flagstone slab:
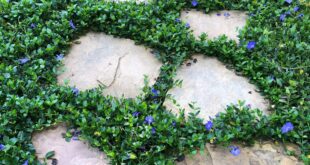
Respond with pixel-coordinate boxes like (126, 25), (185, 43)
(181, 10), (247, 41)
(32, 124), (109, 165)
(57, 32), (162, 98)
(177, 142), (301, 165)
(164, 55), (269, 121)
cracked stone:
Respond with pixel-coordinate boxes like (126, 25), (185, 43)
(181, 10), (247, 41)
(32, 124), (109, 165)
(57, 32), (162, 98)
(164, 55), (269, 121)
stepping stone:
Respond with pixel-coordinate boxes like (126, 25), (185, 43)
(164, 55), (269, 121)
(57, 32), (162, 98)
(181, 10), (247, 41)
(32, 124), (109, 165)
(177, 142), (302, 165)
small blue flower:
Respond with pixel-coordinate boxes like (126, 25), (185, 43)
(281, 122), (294, 134)
(205, 121), (213, 131)
(30, 23), (36, 29)
(224, 12), (230, 17)
(172, 121), (176, 127)
(216, 13), (221, 16)
(285, 0), (292, 4)
(175, 18), (181, 23)
(191, 0), (198, 7)
(69, 20), (76, 29)
(151, 127), (156, 134)
(249, 13), (255, 17)
(56, 54), (64, 61)
(72, 136), (79, 141)
(229, 146), (240, 156)
(22, 160), (28, 165)
(247, 41), (256, 50)
(144, 116), (154, 125)
(293, 6), (299, 12)
(285, 11), (291, 15)
(72, 87), (79, 96)
(185, 23), (190, 28)
(297, 13), (304, 19)
(132, 111), (140, 117)
(151, 88), (159, 97)
(18, 57), (30, 64)
(0, 144), (5, 151)
(280, 14), (286, 22)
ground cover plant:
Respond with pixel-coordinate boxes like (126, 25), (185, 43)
(0, 0), (309, 164)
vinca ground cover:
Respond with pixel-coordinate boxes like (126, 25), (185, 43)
(0, 0), (309, 164)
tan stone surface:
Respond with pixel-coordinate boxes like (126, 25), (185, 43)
(57, 32), (162, 98)
(164, 55), (269, 121)
(181, 10), (247, 41)
(178, 142), (302, 165)
(32, 125), (109, 165)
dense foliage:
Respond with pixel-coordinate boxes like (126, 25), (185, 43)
(0, 0), (309, 164)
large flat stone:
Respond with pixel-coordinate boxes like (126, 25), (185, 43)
(181, 10), (247, 41)
(32, 124), (109, 165)
(57, 32), (162, 98)
(177, 142), (301, 165)
(164, 55), (269, 121)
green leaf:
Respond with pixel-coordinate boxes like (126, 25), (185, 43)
(45, 151), (55, 159)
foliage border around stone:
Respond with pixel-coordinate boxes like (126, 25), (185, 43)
(0, 0), (309, 164)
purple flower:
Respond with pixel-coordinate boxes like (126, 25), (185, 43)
(175, 18), (181, 23)
(293, 6), (299, 12)
(249, 13), (255, 17)
(22, 160), (28, 165)
(18, 57), (30, 64)
(0, 144), (5, 151)
(216, 13), (221, 16)
(151, 88), (159, 97)
(72, 87), (79, 96)
(285, 0), (292, 4)
(205, 121), (213, 131)
(56, 54), (64, 61)
(72, 130), (80, 140)
(172, 121), (176, 127)
(229, 146), (240, 156)
(297, 13), (304, 19)
(191, 0), (198, 7)
(246, 104), (251, 109)
(280, 14), (286, 22)
(151, 127), (156, 134)
(72, 136), (79, 141)
(69, 20), (76, 29)
(281, 122), (294, 134)
(144, 116), (154, 125)
(30, 23), (36, 29)
(185, 23), (190, 28)
(247, 41), (256, 50)
(132, 111), (140, 117)
(224, 12), (230, 17)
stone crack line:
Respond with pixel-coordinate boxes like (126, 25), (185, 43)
(97, 53), (128, 88)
